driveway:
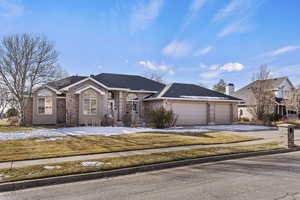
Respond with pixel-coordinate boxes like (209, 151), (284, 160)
(2, 151), (300, 200)
(0, 125), (276, 140)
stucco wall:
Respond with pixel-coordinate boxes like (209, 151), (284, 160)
(78, 89), (105, 126)
(32, 89), (57, 125)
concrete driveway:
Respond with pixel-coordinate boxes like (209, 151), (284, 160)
(232, 129), (300, 146)
(2, 151), (300, 200)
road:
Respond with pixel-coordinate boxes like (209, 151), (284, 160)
(1, 151), (300, 200)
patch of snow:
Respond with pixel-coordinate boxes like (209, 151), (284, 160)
(43, 165), (62, 170)
(81, 161), (104, 167)
(0, 173), (10, 180)
(36, 137), (65, 142)
(196, 125), (277, 131)
(0, 125), (276, 141)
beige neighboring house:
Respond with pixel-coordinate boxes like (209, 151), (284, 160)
(229, 77), (298, 121)
(24, 73), (242, 126)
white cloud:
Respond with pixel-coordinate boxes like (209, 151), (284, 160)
(220, 62), (245, 71)
(208, 64), (220, 70)
(139, 60), (175, 75)
(129, 0), (163, 32)
(217, 19), (252, 38)
(268, 46), (299, 56)
(162, 40), (192, 58)
(215, 0), (263, 38)
(213, 0), (243, 22)
(199, 62), (246, 79)
(199, 71), (221, 79)
(168, 69), (175, 75)
(190, 0), (207, 12)
(139, 60), (168, 71)
(0, 0), (24, 17)
(206, 62), (246, 72)
(194, 46), (213, 56)
(179, 0), (207, 34)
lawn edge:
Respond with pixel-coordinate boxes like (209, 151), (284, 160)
(0, 146), (299, 193)
(0, 137), (261, 163)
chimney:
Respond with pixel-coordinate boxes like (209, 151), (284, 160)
(226, 83), (235, 95)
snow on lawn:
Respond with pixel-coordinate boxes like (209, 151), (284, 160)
(0, 126), (209, 140)
(0, 125), (276, 141)
(197, 125), (277, 131)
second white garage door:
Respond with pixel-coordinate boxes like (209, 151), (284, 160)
(215, 104), (231, 124)
(171, 102), (207, 125)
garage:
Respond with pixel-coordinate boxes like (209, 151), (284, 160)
(144, 82), (240, 125)
(215, 104), (232, 124)
(171, 102), (207, 125)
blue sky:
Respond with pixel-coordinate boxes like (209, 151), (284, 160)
(1, 0), (300, 89)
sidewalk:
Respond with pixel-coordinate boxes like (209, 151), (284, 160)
(0, 138), (276, 169)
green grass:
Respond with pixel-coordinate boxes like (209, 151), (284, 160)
(0, 142), (282, 183)
(0, 132), (258, 162)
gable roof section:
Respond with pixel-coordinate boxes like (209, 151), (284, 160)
(93, 73), (165, 92)
(147, 83), (241, 101)
(47, 76), (87, 90)
(232, 77), (293, 99)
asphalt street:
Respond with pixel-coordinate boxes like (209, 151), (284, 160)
(1, 151), (300, 200)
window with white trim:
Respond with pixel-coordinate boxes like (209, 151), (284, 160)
(37, 89), (53, 115)
(126, 93), (138, 113)
(82, 89), (97, 115)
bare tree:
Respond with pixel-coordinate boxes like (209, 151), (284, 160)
(247, 65), (276, 120)
(0, 33), (63, 125)
(143, 72), (165, 83)
(0, 83), (11, 118)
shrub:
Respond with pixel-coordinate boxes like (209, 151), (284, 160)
(263, 113), (282, 122)
(7, 116), (19, 126)
(122, 112), (132, 127)
(101, 114), (114, 126)
(240, 117), (250, 122)
(6, 108), (18, 118)
(146, 107), (178, 129)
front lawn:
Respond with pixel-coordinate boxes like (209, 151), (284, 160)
(0, 132), (258, 162)
(0, 142), (281, 183)
(0, 119), (42, 133)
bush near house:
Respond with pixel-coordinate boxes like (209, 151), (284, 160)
(6, 108), (18, 118)
(146, 107), (178, 128)
(6, 108), (19, 126)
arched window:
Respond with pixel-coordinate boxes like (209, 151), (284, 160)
(37, 89), (53, 115)
(82, 89), (97, 115)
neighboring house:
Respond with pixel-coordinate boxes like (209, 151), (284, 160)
(230, 77), (297, 121)
(24, 73), (242, 126)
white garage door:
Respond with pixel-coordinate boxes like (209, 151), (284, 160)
(171, 102), (207, 125)
(215, 104), (231, 124)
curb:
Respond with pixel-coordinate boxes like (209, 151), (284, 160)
(0, 147), (299, 192)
